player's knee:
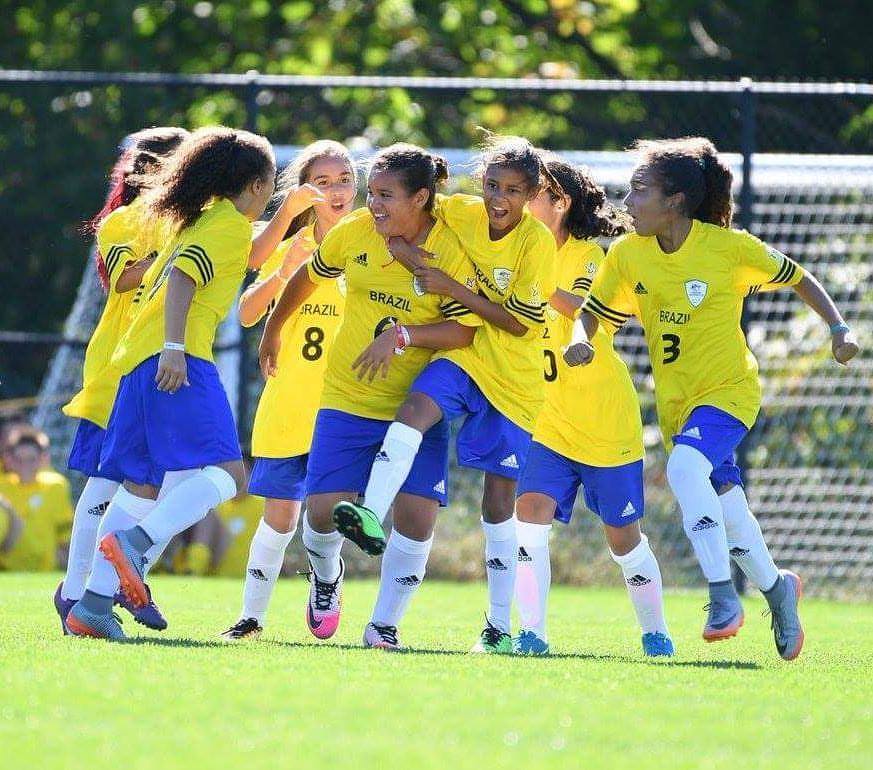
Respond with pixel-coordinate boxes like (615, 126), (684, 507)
(665, 444), (711, 492)
(264, 499), (300, 534)
(482, 476), (515, 522)
(395, 392), (442, 432)
(515, 493), (554, 525)
(604, 522), (642, 556)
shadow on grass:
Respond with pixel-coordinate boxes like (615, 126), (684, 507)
(121, 637), (228, 649)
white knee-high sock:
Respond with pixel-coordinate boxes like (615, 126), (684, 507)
(483, 517), (517, 634)
(514, 520), (551, 639)
(610, 534), (669, 635)
(666, 445), (732, 583)
(136, 466), (237, 547)
(720, 485), (779, 591)
(61, 476), (119, 600)
(241, 518), (296, 624)
(363, 422), (423, 522)
(85, 487), (156, 598)
(302, 515), (343, 583)
(142, 470), (203, 575)
(371, 531), (433, 627)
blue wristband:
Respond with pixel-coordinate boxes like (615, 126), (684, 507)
(829, 322), (850, 336)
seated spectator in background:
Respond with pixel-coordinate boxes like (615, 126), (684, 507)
(0, 494), (23, 557)
(165, 510), (230, 576)
(0, 427), (73, 571)
(0, 412), (32, 472)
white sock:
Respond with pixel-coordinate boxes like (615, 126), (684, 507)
(720, 485), (780, 591)
(666, 445), (732, 583)
(302, 514), (343, 582)
(137, 466), (237, 546)
(85, 487), (156, 598)
(61, 476), (119, 600)
(142, 470), (202, 575)
(363, 422), (423, 522)
(371, 531), (433, 627)
(483, 517), (517, 634)
(241, 518), (296, 624)
(514, 520), (551, 640)
(610, 534), (669, 635)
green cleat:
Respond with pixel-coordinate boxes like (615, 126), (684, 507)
(332, 501), (387, 556)
(470, 617), (512, 654)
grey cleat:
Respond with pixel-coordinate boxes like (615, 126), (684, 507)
(702, 580), (745, 642)
(65, 602), (127, 640)
(764, 570), (805, 661)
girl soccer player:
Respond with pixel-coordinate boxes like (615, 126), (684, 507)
(514, 156), (673, 657)
(66, 126), (277, 639)
(333, 134), (558, 653)
(220, 140), (357, 641)
(566, 137), (859, 660)
(259, 144), (479, 649)
(56, 127), (189, 633)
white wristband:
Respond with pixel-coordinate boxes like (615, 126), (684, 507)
(163, 342), (185, 352)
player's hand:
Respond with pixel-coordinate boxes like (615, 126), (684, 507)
(155, 349), (189, 393)
(278, 230), (317, 280)
(352, 328), (396, 382)
(413, 266), (456, 297)
(283, 183), (326, 214)
(259, 327), (282, 378)
(386, 237), (435, 271)
(832, 328), (859, 365)
(563, 341), (595, 367)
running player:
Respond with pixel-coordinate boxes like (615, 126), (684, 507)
(66, 126), (276, 639)
(220, 140), (356, 641)
(514, 155), (673, 657)
(565, 136), (859, 660)
(55, 127), (189, 633)
(332, 134), (558, 653)
(258, 144), (479, 649)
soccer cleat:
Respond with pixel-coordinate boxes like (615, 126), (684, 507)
(53, 581), (75, 635)
(114, 583), (168, 631)
(99, 530), (148, 609)
(765, 570), (805, 661)
(305, 559), (344, 639)
(470, 617), (512, 654)
(642, 631), (675, 657)
(219, 617), (263, 642)
(513, 629), (550, 656)
(702, 587), (745, 642)
(332, 501), (386, 556)
(65, 602), (126, 640)
(363, 622), (403, 651)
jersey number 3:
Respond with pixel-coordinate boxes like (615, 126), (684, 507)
(662, 333), (681, 364)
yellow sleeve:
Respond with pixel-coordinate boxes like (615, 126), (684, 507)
(434, 193), (480, 230)
(582, 244), (636, 328)
(734, 230), (805, 296)
(97, 208), (142, 292)
(569, 242), (606, 299)
(439, 252), (483, 328)
(174, 219), (250, 289)
(306, 220), (346, 284)
(504, 228), (557, 331)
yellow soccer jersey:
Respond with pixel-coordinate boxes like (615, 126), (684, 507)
(63, 199), (168, 428)
(307, 207), (480, 421)
(533, 237), (644, 466)
(251, 226), (346, 458)
(0, 471), (73, 572)
(433, 194), (557, 432)
(214, 493), (264, 577)
(112, 198), (252, 375)
(584, 220), (805, 445)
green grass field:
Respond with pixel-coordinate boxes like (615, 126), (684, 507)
(1, 572), (870, 770)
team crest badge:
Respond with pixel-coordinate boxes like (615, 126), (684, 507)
(685, 279), (708, 308)
(493, 267), (512, 292)
(337, 274), (347, 297)
(545, 304), (559, 322)
(586, 261), (597, 275)
(412, 276), (425, 296)
(767, 246), (786, 262)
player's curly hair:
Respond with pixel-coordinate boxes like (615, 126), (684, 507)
(475, 129), (561, 195)
(369, 143), (449, 212)
(146, 126), (275, 229)
(633, 136), (733, 227)
(275, 140), (356, 238)
(540, 155), (630, 239)
(86, 126), (189, 290)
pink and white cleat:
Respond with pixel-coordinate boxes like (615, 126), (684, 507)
(363, 622), (402, 651)
(305, 558), (344, 639)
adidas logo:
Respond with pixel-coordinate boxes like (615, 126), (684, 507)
(394, 574), (421, 586)
(486, 558), (508, 571)
(518, 547), (532, 563)
(248, 568), (268, 581)
(87, 501), (110, 517)
(499, 454), (520, 470)
(432, 479), (446, 494)
(374, 450), (389, 462)
(729, 547), (750, 557)
(353, 252), (368, 267)
(634, 282), (648, 295)
(692, 516), (718, 531)
(681, 426), (702, 440)
(619, 502), (637, 518)
(626, 574), (652, 586)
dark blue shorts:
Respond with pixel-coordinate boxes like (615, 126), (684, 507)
(411, 359), (531, 481)
(99, 354), (242, 487)
(249, 455), (308, 501)
(67, 419), (114, 479)
(517, 441), (645, 526)
(305, 408), (450, 505)
(673, 405), (748, 490)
